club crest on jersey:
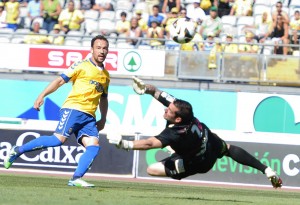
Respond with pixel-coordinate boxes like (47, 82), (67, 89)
(90, 80), (104, 92)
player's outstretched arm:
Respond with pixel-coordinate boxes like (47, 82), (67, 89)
(132, 76), (176, 106)
(108, 133), (162, 151)
(34, 76), (66, 111)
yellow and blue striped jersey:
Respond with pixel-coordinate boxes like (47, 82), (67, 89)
(60, 58), (110, 117)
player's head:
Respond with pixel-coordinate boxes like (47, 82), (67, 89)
(164, 99), (194, 124)
(91, 35), (109, 66)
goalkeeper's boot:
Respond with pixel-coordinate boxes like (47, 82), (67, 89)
(4, 146), (20, 169)
(265, 167), (283, 189)
(68, 178), (95, 188)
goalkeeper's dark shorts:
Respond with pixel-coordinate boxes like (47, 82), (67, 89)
(162, 132), (228, 180)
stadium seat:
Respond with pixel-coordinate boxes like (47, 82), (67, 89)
(84, 10), (100, 20)
(221, 24), (238, 37)
(66, 30), (84, 40)
(221, 15), (237, 26)
(82, 38), (92, 47)
(0, 28), (14, 38)
(237, 25), (249, 37)
(73, 0), (80, 9)
(253, 5), (271, 16)
(236, 16), (254, 26)
(115, 0), (133, 11)
(238, 35), (246, 42)
(290, 0), (300, 6)
(139, 12), (149, 23)
(15, 28), (31, 34)
(254, 0), (271, 6)
(254, 14), (263, 25)
(84, 19), (99, 34)
(133, 2), (148, 13)
(109, 32), (118, 43)
(269, 0), (282, 5)
(23, 17), (44, 29)
(64, 38), (81, 46)
(10, 35), (25, 44)
(99, 10), (115, 21)
(39, 29), (48, 35)
(184, 0), (197, 4)
(97, 19), (116, 34)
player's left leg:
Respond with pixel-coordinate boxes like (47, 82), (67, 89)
(226, 144), (282, 188)
(68, 120), (100, 188)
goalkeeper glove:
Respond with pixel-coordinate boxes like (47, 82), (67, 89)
(132, 76), (146, 95)
(107, 133), (133, 151)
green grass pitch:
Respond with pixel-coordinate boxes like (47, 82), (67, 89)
(0, 173), (299, 205)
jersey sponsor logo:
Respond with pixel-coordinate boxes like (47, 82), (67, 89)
(90, 80), (104, 93)
(28, 48), (118, 71)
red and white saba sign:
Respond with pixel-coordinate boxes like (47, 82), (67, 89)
(29, 48), (118, 71)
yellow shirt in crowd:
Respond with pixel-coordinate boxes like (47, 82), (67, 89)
(58, 9), (84, 30)
(24, 32), (49, 44)
(232, 0), (252, 16)
(116, 20), (130, 34)
(222, 43), (239, 53)
(290, 19), (300, 30)
(5, 1), (19, 24)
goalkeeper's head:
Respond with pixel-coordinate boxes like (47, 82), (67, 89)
(173, 99), (194, 124)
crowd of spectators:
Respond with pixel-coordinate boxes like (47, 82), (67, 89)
(0, 0), (299, 57)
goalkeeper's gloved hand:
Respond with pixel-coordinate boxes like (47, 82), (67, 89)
(132, 76), (146, 95)
(107, 133), (133, 151)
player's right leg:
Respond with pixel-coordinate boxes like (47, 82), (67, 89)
(152, 154), (195, 180)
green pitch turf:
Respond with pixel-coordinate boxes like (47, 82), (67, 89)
(0, 174), (299, 205)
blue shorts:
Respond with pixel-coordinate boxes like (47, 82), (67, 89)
(55, 108), (99, 145)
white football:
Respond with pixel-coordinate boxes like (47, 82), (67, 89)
(169, 18), (197, 44)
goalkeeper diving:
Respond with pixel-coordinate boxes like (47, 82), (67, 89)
(107, 76), (282, 189)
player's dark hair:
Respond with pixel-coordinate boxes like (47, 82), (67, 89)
(173, 99), (194, 124)
(91, 35), (109, 48)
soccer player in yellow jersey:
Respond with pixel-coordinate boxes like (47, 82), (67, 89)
(4, 35), (110, 188)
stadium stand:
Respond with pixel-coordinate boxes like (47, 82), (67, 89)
(0, 0), (298, 55)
